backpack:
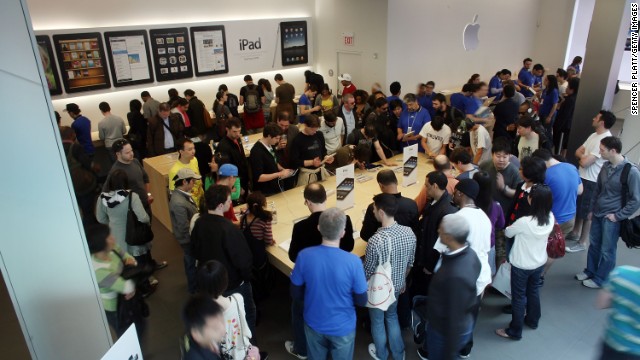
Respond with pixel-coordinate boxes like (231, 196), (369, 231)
(620, 163), (640, 248)
(244, 85), (261, 113)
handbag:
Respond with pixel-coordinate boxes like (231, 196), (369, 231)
(125, 192), (154, 246)
(231, 293), (260, 360)
(546, 222), (565, 259)
(493, 262), (512, 299)
(620, 163), (640, 248)
(203, 107), (215, 128)
(366, 234), (396, 311)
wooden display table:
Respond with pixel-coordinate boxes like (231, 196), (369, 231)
(143, 133), (263, 232)
(261, 153), (434, 276)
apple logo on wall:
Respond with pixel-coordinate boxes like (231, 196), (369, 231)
(463, 15), (480, 51)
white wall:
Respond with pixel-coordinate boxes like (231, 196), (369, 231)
(314, 0), (388, 95)
(386, 0), (541, 93)
(532, 0), (575, 71)
(565, 0), (596, 67)
(1, 0), (112, 358)
(26, 0), (316, 128)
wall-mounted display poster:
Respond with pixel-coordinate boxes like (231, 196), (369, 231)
(53, 32), (111, 93)
(35, 35), (62, 96)
(280, 21), (308, 66)
(104, 30), (154, 87)
(190, 25), (229, 76)
(149, 27), (193, 82)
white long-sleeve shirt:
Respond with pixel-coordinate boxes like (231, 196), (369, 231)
(506, 213), (555, 270)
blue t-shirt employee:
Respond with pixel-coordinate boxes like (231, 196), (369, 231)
(397, 93), (431, 152)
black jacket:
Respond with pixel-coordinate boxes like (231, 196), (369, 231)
(493, 97), (520, 141)
(288, 211), (355, 262)
(428, 246), (480, 360)
(187, 96), (207, 136)
(419, 191), (458, 271)
(190, 214), (253, 289)
(361, 193), (419, 241)
(216, 136), (250, 191)
(250, 141), (281, 196)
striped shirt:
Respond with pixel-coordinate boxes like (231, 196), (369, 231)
(604, 266), (640, 355)
(244, 216), (274, 246)
(364, 222), (416, 292)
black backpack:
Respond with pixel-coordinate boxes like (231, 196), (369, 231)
(620, 163), (640, 248)
(244, 85), (261, 114)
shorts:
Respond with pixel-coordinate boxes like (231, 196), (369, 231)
(576, 179), (597, 220)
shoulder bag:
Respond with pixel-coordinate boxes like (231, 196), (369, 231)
(125, 192), (154, 246)
(366, 234), (396, 311)
(620, 163), (640, 248)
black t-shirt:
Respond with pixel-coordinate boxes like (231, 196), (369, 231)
(493, 97), (519, 141)
(250, 141), (281, 195)
(240, 84), (265, 103)
(290, 132), (327, 169)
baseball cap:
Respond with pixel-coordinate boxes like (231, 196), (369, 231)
(65, 103), (80, 113)
(173, 168), (202, 182)
(455, 179), (479, 200)
(219, 164), (238, 177)
(338, 73), (352, 82)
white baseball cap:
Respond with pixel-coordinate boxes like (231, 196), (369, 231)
(338, 73), (352, 82)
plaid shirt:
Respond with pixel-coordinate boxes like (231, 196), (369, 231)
(364, 222), (416, 291)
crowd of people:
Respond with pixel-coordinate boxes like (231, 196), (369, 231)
(58, 57), (640, 360)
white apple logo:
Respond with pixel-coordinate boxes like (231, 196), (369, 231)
(463, 14), (480, 51)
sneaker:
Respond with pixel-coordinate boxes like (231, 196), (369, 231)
(368, 343), (381, 360)
(417, 348), (429, 360)
(583, 279), (601, 289)
(566, 243), (586, 253)
(284, 341), (307, 359)
(155, 261), (169, 270)
(459, 353), (471, 359)
(149, 276), (159, 286)
(575, 272), (590, 281)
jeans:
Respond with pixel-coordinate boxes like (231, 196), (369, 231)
(506, 265), (544, 339)
(459, 295), (482, 356)
(585, 216), (621, 286)
(224, 282), (257, 342)
(369, 296), (404, 360)
(180, 244), (197, 294)
(304, 323), (355, 360)
(425, 325), (471, 360)
(292, 297), (307, 356)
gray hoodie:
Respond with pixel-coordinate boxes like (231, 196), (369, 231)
(593, 157), (640, 220)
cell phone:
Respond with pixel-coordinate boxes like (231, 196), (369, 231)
(321, 153), (336, 164)
(289, 168), (299, 178)
(403, 156), (418, 176)
(336, 178), (355, 201)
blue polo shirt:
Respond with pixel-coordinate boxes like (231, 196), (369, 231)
(545, 162), (581, 224)
(538, 88), (559, 119)
(417, 94), (436, 118)
(450, 93), (467, 113)
(398, 106), (430, 151)
(464, 96), (483, 116)
(518, 67), (535, 97)
(298, 94), (312, 124)
(291, 245), (368, 337)
(71, 115), (95, 155)
(489, 75), (503, 100)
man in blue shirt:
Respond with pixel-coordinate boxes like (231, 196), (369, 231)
(417, 81), (436, 119)
(397, 93), (431, 151)
(489, 69), (511, 101)
(298, 85), (320, 124)
(290, 207), (368, 360)
(532, 149), (583, 276)
(387, 81), (407, 115)
(450, 83), (474, 114)
(65, 103), (95, 157)
(518, 58), (535, 97)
